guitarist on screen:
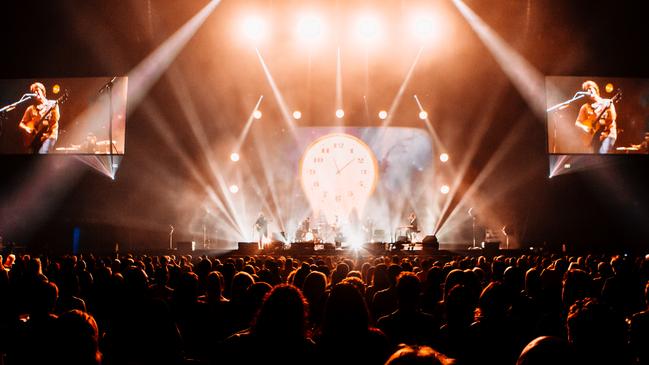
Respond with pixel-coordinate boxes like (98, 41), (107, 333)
(574, 80), (618, 154)
(18, 82), (60, 154)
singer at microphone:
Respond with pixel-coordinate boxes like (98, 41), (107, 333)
(18, 82), (60, 154)
(574, 80), (618, 154)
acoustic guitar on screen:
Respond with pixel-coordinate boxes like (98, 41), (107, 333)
(20, 91), (68, 151)
(580, 90), (622, 147)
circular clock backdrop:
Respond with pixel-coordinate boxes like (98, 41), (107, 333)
(300, 133), (378, 224)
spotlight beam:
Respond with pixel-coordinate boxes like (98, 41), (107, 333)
(381, 46), (424, 129)
(125, 0), (220, 116)
(255, 48), (298, 140)
(433, 86), (509, 234)
(414, 94), (449, 155)
(437, 116), (532, 237)
(452, 0), (545, 119)
(165, 65), (250, 240)
(141, 101), (242, 238)
(235, 95), (264, 152)
(336, 47), (343, 124)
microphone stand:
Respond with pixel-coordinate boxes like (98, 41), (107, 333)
(546, 92), (589, 154)
(0, 94), (35, 113)
(1, 94), (36, 139)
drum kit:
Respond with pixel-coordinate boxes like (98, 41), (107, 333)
(295, 222), (342, 243)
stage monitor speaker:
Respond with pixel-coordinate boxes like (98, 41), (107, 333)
(422, 235), (439, 252)
(323, 243), (335, 251)
(482, 241), (500, 255)
(176, 241), (195, 253)
(238, 242), (258, 254)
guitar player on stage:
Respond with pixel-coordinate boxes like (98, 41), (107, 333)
(18, 82), (60, 154)
(575, 80), (617, 154)
(254, 212), (269, 249)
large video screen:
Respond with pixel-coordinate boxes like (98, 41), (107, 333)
(546, 76), (649, 155)
(0, 77), (127, 155)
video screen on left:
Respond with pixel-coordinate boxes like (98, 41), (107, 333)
(0, 77), (127, 155)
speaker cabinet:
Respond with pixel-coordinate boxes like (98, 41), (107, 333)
(422, 235), (439, 252)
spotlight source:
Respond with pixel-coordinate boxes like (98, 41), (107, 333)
(297, 15), (322, 41)
(52, 84), (61, 94)
(253, 110), (262, 119)
(229, 184), (239, 194)
(293, 110), (302, 119)
(440, 184), (450, 194)
(335, 108), (345, 118)
(230, 152), (240, 162)
(412, 16), (436, 39)
(378, 110), (388, 119)
(242, 17), (266, 41)
(439, 153), (449, 162)
(418, 110), (428, 120)
(357, 16), (380, 41)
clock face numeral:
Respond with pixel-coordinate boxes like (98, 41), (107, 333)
(357, 158), (364, 164)
(333, 143), (344, 149)
(308, 169), (315, 175)
(335, 195), (342, 202)
(314, 157), (323, 163)
(321, 148), (330, 154)
(361, 169), (368, 175)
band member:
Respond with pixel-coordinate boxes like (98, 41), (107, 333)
(575, 80), (617, 154)
(18, 82), (60, 154)
(407, 212), (418, 243)
(296, 217), (310, 242)
(363, 217), (375, 242)
(254, 212), (269, 249)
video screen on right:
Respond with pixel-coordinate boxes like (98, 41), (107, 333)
(546, 76), (649, 155)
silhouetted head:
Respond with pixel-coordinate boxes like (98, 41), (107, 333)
(385, 344), (452, 365)
(396, 272), (421, 310)
(55, 310), (101, 365)
(302, 271), (327, 301)
(206, 271), (224, 298)
(477, 281), (508, 320)
(253, 284), (308, 342)
(322, 282), (370, 338)
(517, 336), (573, 365)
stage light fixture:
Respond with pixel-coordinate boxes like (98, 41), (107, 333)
(605, 83), (614, 93)
(419, 110), (428, 120)
(229, 184), (239, 194)
(230, 152), (240, 162)
(378, 110), (388, 119)
(297, 15), (322, 41)
(52, 84), (61, 94)
(439, 153), (449, 162)
(335, 108), (345, 118)
(440, 184), (450, 194)
(412, 16), (435, 39)
(242, 16), (266, 41)
(293, 110), (302, 119)
(351, 241), (363, 250)
(357, 16), (379, 41)
(253, 110), (262, 119)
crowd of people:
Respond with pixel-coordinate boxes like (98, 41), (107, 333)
(0, 250), (648, 365)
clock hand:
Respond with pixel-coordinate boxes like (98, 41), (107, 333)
(333, 158), (341, 174)
(337, 158), (355, 174)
